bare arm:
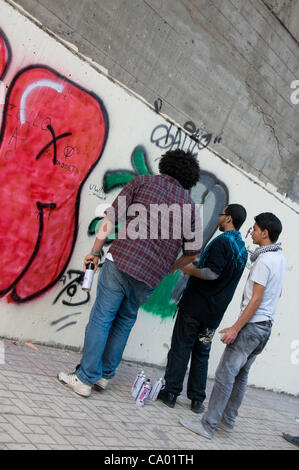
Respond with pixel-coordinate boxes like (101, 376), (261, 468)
(220, 282), (265, 344)
(180, 264), (219, 280)
(84, 216), (114, 271)
(169, 255), (197, 273)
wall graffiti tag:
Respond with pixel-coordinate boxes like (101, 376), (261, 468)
(0, 29), (109, 304)
(151, 121), (222, 155)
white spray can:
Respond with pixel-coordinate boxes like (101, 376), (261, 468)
(149, 378), (164, 401)
(82, 262), (95, 291)
(132, 373), (146, 398)
(131, 370), (144, 397)
(136, 379), (151, 407)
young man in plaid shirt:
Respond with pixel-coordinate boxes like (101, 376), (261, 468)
(58, 149), (202, 397)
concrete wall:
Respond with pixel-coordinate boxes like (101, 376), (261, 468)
(0, 1), (298, 395)
(11, 0), (299, 205)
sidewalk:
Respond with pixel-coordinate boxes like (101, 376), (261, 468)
(0, 338), (298, 451)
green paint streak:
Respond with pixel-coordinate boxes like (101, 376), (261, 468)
(133, 148), (150, 175)
(142, 270), (182, 319)
(89, 218), (119, 243)
(105, 173), (135, 192)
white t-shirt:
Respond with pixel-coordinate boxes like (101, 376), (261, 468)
(240, 250), (286, 324)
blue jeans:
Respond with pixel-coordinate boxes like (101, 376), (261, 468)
(76, 260), (154, 386)
(202, 322), (271, 434)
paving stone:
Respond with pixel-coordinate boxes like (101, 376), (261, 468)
(0, 338), (297, 450)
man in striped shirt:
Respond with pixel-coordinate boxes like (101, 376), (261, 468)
(58, 149), (202, 397)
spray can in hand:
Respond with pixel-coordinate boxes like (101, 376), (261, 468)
(82, 262), (95, 291)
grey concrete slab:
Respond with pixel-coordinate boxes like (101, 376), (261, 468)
(0, 338), (298, 450)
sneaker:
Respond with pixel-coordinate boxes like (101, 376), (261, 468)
(191, 400), (205, 414)
(157, 388), (177, 408)
(217, 420), (234, 433)
(179, 418), (213, 439)
(93, 377), (109, 391)
(57, 372), (91, 397)
(282, 433), (299, 447)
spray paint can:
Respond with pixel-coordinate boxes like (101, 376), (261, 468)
(82, 263), (95, 291)
(149, 378), (164, 401)
(136, 379), (151, 407)
(131, 370), (144, 397)
(132, 372), (146, 399)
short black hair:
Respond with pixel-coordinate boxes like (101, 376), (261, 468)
(254, 212), (282, 243)
(159, 149), (200, 190)
(225, 204), (247, 230)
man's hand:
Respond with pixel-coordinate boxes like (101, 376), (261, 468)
(169, 254), (197, 274)
(219, 326), (239, 344)
(84, 253), (99, 272)
(181, 263), (196, 276)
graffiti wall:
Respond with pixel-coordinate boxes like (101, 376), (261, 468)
(0, 2), (298, 394)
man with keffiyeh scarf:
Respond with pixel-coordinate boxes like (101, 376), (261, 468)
(180, 212), (286, 440)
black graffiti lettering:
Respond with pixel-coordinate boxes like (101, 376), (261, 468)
(41, 117), (52, 131)
(19, 122), (31, 142)
(8, 127), (18, 150)
(64, 145), (76, 158)
(7, 102), (16, 117)
(150, 124), (174, 149)
(197, 133), (212, 149)
(154, 98), (163, 113)
(183, 120), (197, 134)
(151, 122), (221, 153)
(53, 269), (90, 307)
(172, 128), (182, 148)
(3, 149), (13, 160)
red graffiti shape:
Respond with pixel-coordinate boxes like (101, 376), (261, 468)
(0, 66), (108, 301)
(0, 37), (7, 78)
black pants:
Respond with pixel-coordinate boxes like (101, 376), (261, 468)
(164, 309), (213, 402)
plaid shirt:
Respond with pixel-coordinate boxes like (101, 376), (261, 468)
(105, 174), (202, 288)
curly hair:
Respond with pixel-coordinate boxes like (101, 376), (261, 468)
(158, 149), (200, 189)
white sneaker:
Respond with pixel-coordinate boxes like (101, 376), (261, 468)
(57, 372), (91, 397)
(93, 377), (109, 391)
(179, 418), (213, 439)
(217, 420), (234, 433)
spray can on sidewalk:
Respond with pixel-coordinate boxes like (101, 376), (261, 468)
(82, 263), (95, 291)
(136, 379), (151, 407)
(131, 370), (144, 397)
(132, 371), (146, 398)
(149, 378), (164, 401)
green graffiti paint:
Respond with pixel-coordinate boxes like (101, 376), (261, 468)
(104, 172), (135, 192)
(88, 217), (119, 243)
(103, 147), (151, 193)
(132, 147), (151, 175)
(142, 270), (182, 319)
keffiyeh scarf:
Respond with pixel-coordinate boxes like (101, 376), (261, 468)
(250, 243), (282, 263)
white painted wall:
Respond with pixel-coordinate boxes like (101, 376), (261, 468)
(0, 1), (298, 395)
